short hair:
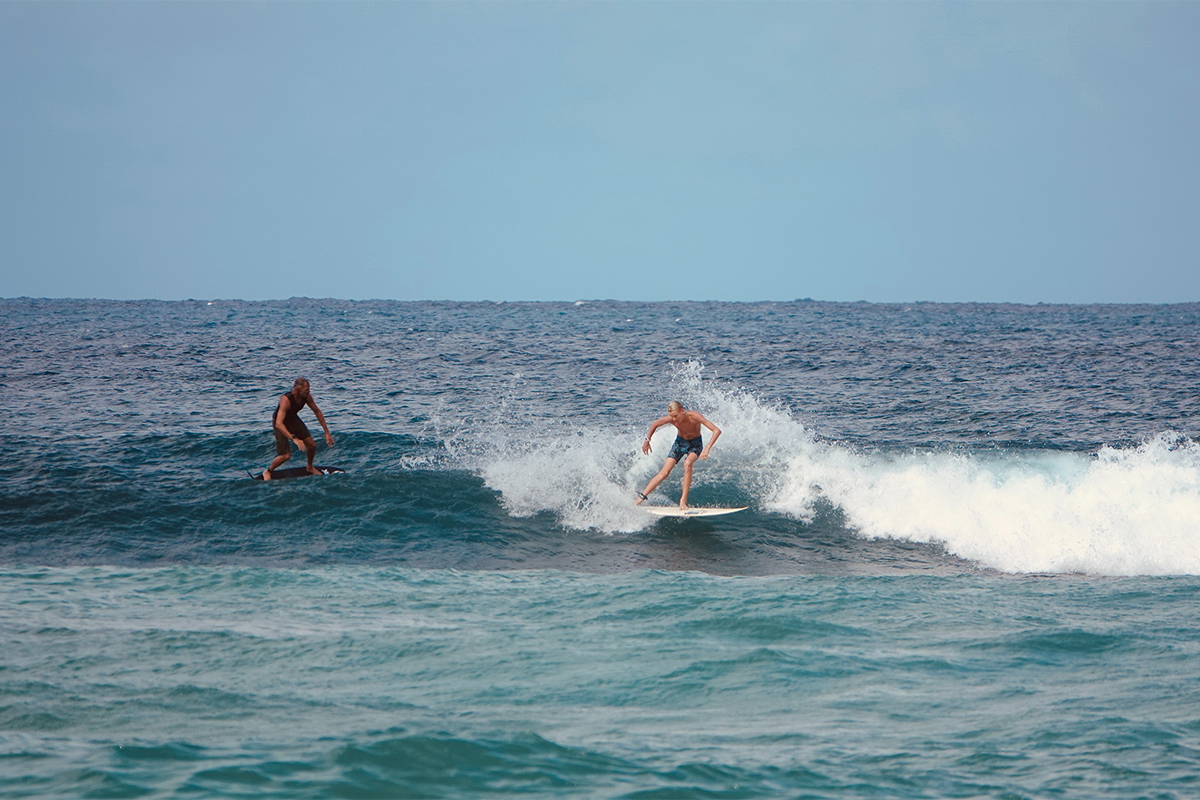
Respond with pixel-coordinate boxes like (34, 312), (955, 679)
(667, 400), (685, 412)
(293, 377), (310, 389)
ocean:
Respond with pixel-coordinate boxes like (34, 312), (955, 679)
(3, 298), (1200, 798)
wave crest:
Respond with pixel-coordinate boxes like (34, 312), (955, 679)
(773, 432), (1200, 575)
(460, 363), (1200, 575)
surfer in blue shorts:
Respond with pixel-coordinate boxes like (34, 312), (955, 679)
(635, 401), (722, 510)
(261, 377), (335, 480)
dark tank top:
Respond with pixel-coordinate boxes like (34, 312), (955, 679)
(282, 391), (305, 422)
(274, 391), (309, 436)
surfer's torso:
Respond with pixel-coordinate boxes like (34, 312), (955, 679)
(275, 391), (311, 438)
(667, 410), (705, 440)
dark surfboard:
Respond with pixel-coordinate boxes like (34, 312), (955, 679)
(251, 466), (345, 481)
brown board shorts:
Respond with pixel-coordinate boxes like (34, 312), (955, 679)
(274, 417), (312, 454)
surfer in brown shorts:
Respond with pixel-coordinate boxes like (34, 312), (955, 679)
(635, 401), (722, 509)
(262, 377), (335, 480)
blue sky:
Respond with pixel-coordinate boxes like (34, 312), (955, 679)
(2, 1), (1198, 303)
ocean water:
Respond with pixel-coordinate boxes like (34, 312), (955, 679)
(3, 298), (1200, 798)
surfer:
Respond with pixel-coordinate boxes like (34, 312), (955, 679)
(635, 401), (722, 509)
(262, 377), (334, 480)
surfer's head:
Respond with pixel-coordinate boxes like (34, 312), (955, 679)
(667, 400), (685, 421)
(293, 377), (310, 398)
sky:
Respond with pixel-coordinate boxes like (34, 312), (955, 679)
(1, 1), (1198, 303)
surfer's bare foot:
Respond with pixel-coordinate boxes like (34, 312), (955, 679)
(306, 466), (321, 476)
(261, 470), (273, 481)
(635, 492), (648, 506)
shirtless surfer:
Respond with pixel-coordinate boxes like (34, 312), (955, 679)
(635, 401), (722, 509)
(262, 377), (334, 480)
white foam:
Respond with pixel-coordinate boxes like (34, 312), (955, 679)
(462, 362), (1200, 575)
(770, 432), (1200, 576)
(481, 432), (652, 533)
(470, 362), (815, 533)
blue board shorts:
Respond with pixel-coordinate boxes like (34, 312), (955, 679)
(667, 436), (704, 462)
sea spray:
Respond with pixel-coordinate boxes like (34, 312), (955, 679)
(466, 362), (1200, 575)
(473, 361), (817, 531)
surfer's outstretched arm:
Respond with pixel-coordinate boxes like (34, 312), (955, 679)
(696, 414), (721, 460)
(641, 415), (672, 455)
(309, 399), (335, 447)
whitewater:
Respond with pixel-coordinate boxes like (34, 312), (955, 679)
(473, 359), (1200, 576)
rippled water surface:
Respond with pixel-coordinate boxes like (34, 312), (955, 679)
(3, 299), (1200, 797)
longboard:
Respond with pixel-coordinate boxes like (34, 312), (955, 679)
(643, 506), (748, 518)
(252, 466), (345, 481)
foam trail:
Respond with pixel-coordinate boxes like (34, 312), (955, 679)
(480, 430), (653, 533)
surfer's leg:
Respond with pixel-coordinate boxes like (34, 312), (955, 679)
(637, 458), (678, 504)
(679, 453), (699, 509)
(301, 436), (319, 475)
(264, 433), (293, 480)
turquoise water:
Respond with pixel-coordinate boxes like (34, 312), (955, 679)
(5, 567), (1200, 797)
(4, 299), (1200, 796)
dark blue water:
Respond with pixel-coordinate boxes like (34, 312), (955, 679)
(3, 299), (1200, 797)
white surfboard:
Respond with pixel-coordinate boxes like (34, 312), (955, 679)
(643, 506), (748, 518)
